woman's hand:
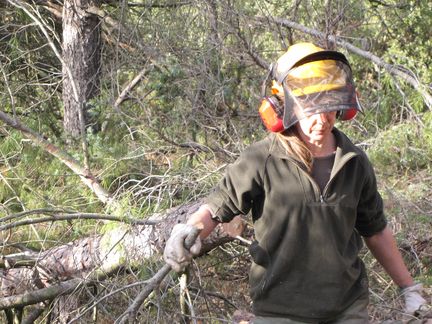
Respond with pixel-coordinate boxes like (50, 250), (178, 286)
(401, 283), (428, 315)
(163, 224), (202, 272)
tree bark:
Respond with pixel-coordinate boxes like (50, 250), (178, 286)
(62, 0), (102, 137)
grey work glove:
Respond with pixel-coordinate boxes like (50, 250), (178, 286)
(163, 223), (202, 272)
(401, 283), (428, 315)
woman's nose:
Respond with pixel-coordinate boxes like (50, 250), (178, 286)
(316, 113), (329, 124)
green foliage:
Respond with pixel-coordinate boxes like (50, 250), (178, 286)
(353, 0), (432, 126)
(367, 121), (432, 174)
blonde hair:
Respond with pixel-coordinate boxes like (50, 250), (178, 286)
(275, 127), (313, 173)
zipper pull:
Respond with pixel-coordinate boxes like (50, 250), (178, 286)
(320, 195), (324, 203)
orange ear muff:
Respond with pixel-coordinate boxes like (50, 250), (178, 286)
(258, 96), (284, 132)
(337, 90), (360, 121)
(338, 108), (357, 120)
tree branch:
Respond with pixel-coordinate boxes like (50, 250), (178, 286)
(1, 208), (74, 223)
(0, 213), (157, 232)
(100, 0), (192, 8)
(115, 228), (201, 324)
(0, 278), (85, 310)
(113, 67), (150, 110)
(367, 0), (409, 9)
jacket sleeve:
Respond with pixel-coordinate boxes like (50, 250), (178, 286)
(204, 145), (265, 223)
(355, 156), (387, 237)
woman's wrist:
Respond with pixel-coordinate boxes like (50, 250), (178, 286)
(398, 281), (416, 290)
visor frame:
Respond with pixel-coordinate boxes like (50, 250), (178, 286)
(273, 51), (351, 84)
(276, 51), (359, 129)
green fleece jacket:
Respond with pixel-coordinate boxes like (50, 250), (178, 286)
(205, 128), (387, 322)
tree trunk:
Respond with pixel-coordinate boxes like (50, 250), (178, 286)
(62, 0), (101, 137)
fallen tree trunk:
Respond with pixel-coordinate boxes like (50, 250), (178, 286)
(0, 200), (246, 311)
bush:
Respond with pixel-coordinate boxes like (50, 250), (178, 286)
(367, 120), (432, 174)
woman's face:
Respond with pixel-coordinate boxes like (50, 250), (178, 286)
(295, 111), (337, 146)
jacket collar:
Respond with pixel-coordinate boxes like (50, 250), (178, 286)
(331, 128), (361, 177)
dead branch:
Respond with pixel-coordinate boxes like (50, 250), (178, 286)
(21, 306), (45, 324)
(367, 0), (409, 9)
(31, 0), (193, 8)
(1, 209), (74, 223)
(116, 228), (201, 324)
(234, 27), (268, 70)
(0, 278), (85, 310)
(113, 67), (150, 110)
(0, 212), (157, 232)
(104, 0), (193, 8)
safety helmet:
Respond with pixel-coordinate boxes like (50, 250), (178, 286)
(259, 42), (361, 132)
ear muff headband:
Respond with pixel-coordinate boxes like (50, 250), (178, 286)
(274, 51), (351, 84)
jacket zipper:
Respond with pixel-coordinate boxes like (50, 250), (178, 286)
(302, 170), (323, 202)
(284, 157), (322, 202)
(321, 152), (357, 202)
(291, 152), (357, 203)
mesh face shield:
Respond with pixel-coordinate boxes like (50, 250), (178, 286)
(272, 51), (361, 129)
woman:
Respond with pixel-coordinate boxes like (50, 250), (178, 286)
(164, 43), (427, 323)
